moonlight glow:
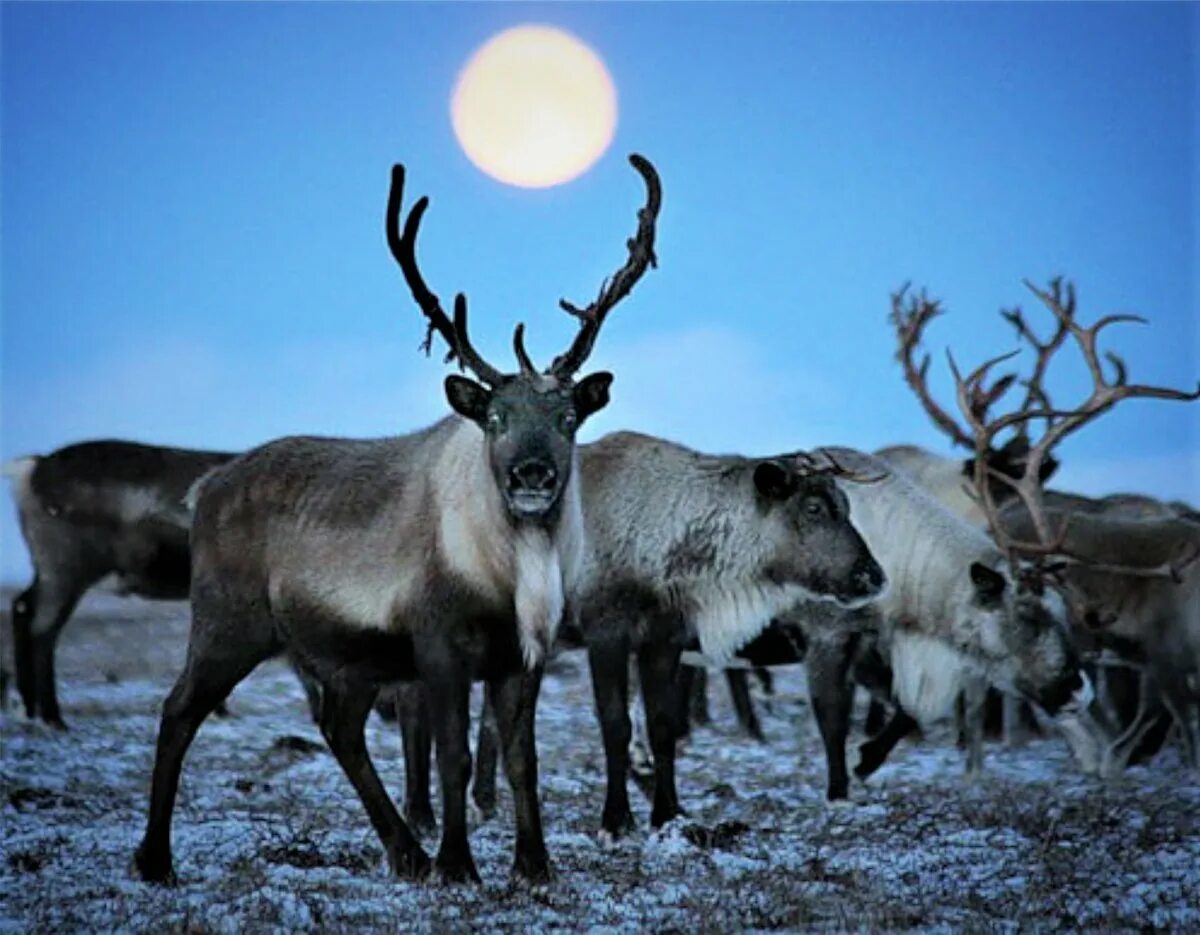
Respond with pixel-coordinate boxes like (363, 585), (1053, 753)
(451, 26), (617, 188)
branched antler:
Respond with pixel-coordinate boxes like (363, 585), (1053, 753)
(385, 164), (505, 385)
(933, 279), (1200, 573)
(550, 154), (662, 378)
(999, 276), (1074, 433)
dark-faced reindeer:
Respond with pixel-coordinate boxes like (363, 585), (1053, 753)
(875, 278), (1198, 776)
(134, 154), (661, 886)
(401, 437), (888, 839)
(4, 442), (235, 727)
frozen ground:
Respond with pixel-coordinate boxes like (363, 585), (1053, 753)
(1, 593), (1197, 933)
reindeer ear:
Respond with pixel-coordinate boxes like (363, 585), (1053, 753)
(969, 562), (1007, 608)
(445, 375), (491, 424)
(574, 371), (613, 424)
(754, 461), (798, 501)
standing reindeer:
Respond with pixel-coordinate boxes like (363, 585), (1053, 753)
(867, 279), (1199, 775)
(134, 154), (661, 886)
(398, 440), (887, 838)
(4, 442), (235, 727)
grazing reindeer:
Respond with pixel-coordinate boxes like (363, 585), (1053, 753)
(134, 154), (661, 886)
(787, 448), (1084, 791)
(4, 442), (235, 727)
(869, 279), (1199, 776)
(396, 441), (887, 839)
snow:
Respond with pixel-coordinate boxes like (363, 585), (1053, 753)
(1, 593), (1197, 932)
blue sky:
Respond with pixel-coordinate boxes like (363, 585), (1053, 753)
(2, 2), (1197, 582)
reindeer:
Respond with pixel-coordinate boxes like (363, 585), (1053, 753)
(133, 155), (661, 886)
(997, 498), (1200, 771)
(395, 440), (887, 839)
(4, 441), (235, 727)
(780, 447), (1084, 792)
(870, 279), (1198, 776)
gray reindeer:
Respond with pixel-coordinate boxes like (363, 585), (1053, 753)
(397, 437), (888, 839)
(134, 154), (661, 886)
(4, 442), (235, 727)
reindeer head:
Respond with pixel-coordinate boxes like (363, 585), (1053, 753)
(756, 449), (887, 607)
(964, 561), (1081, 713)
(386, 156), (661, 521)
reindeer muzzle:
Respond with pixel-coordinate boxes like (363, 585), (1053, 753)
(506, 458), (561, 517)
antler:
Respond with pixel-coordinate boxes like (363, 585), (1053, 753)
(943, 280), (1200, 569)
(890, 286), (975, 450)
(999, 276), (1074, 434)
(802, 448), (889, 485)
(550, 154), (662, 378)
(385, 164), (506, 387)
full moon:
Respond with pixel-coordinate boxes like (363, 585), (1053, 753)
(451, 26), (617, 188)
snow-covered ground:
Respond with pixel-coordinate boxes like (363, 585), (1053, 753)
(1, 593), (1197, 932)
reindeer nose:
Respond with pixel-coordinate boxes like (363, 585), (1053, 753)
(510, 459), (557, 492)
(853, 558), (886, 596)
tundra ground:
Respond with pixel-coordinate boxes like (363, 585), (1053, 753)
(1, 593), (1197, 932)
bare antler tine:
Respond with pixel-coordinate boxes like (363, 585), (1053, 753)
(550, 154), (663, 378)
(512, 323), (537, 375)
(385, 163), (505, 386)
(890, 286), (975, 449)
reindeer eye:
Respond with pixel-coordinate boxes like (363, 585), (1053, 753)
(803, 497), (828, 519)
(486, 410), (506, 433)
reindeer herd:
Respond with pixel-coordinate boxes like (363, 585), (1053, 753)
(3, 156), (1198, 889)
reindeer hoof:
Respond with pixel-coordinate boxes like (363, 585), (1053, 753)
(432, 852), (480, 885)
(133, 846), (177, 886)
(512, 849), (553, 884)
(600, 807), (636, 841)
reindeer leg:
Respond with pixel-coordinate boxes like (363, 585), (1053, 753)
(395, 682), (436, 836)
(488, 665), (551, 882)
(727, 670), (764, 741)
(11, 580), (37, 718)
(963, 679), (987, 778)
(863, 700), (888, 737)
(28, 573), (95, 729)
(1154, 667), (1198, 770)
(856, 708), (918, 779)
(586, 627), (634, 839)
(134, 612), (277, 884)
(472, 690), (499, 820)
(807, 634), (856, 801)
(421, 650), (478, 883)
(318, 674), (430, 880)
(687, 665), (711, 726)
(638, 630), (685, 828)
(1128, 710), (1172, 766)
